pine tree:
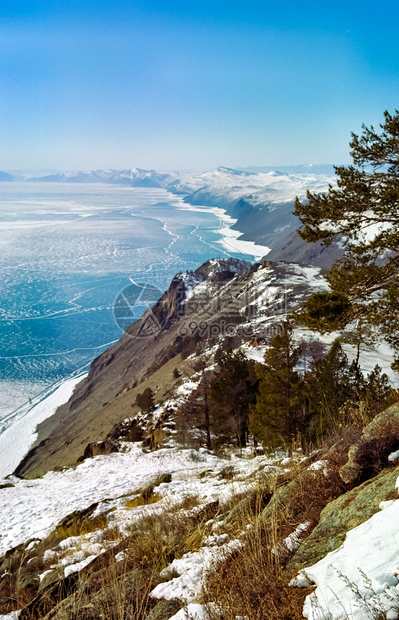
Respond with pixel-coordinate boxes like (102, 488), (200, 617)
(208, 350), (258, 447)
(304, 339), (352, 438)
(136, 387), (155, 414)
(294, 110), (399, 364)
(249, 322), (304, 451)
(175, 355), (214, 450)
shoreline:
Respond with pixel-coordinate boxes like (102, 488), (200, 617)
(175, 199), (271, 260)
(0, 183), (268, 475)
(0, 372), (87, 479)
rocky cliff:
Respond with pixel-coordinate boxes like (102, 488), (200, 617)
(15, 256), (329, 478)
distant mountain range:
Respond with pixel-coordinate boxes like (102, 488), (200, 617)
(239, 163), (337, 175)
(24, 165), (335, 198)
(0, 170), (17, 181)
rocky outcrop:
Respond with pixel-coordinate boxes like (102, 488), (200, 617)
(287, 465), (399, 574)
(15, 258), (323, 479)
(339, 403), (399, 484)
(77, 439), (119, 462)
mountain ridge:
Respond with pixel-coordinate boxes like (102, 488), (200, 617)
(14, 257), (330, 479)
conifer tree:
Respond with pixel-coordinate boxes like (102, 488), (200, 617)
(249, 322), (303, 451)
(136, 387), (155, 414)
(294, 110), (399, 364)
(304, 339), (351, 437)
(208, 350), (258, 447)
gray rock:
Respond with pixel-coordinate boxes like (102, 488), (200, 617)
(287, 465), (399, 574)
(340, 403), (399, 484)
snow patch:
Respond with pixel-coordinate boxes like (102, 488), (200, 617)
(389, 449), (399, 463)
(64, 555), (97, 578)
(150, 537), (242, 602)
(293, 495), (399, 619)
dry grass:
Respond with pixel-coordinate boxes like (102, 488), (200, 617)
(124, 501), (213, 569)
(201, 437), (356, 620)
(0, 547), (37, 614)
(40, 562), (159, 620)
(202, 516), (312, 620)
(124, 493), (162, 509)
(18, 493), (206, 619)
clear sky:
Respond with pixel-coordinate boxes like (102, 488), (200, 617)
(1, 0), (399, 171)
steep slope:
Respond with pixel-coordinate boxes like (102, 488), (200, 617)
(15, 257), (328, 478)
(4, 411), (399, 620)
(266, 229), (344, 269)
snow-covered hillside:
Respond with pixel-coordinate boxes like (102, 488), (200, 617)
(31, 165), (334, 211)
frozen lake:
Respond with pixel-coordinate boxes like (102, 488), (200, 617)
(0, 182), (269, 432)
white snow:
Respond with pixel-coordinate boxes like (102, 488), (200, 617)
(243, 345), (267, 363)
(176, 380), (200, 397)
(39, 569), (53, 582)
(389, 449), (399, 463)
(308, 460), (328, 473)
(283, 522), (310, 553)
(292, 490), (399, 620)
(151, 537), (242, 603)
(168, 603), (214, 620)
(0, 374), (86, 479)
(174, 168), (334, 210)
(0, 440), (274, 558)
(64, 555), (97, 578)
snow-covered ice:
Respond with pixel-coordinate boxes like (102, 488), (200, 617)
(0, 374), (86, 479)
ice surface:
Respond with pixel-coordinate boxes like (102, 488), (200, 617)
(0, 373), (86, 478)
(0, 182), (276, 429)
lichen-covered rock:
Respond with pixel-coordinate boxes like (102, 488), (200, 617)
(287, 465), (399, 575)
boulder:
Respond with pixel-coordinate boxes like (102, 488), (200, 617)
(51, 503), (107, 540)
(77, 439), (119, 463)
(340, 402), (399, 484)
(287, 465), (399, 574)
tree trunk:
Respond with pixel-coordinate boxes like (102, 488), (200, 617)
(204, 388), (211, 450)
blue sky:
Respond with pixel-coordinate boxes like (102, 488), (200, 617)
(1, 1), (399, 171)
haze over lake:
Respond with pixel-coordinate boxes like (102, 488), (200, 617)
(0, 182), (269, 430)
